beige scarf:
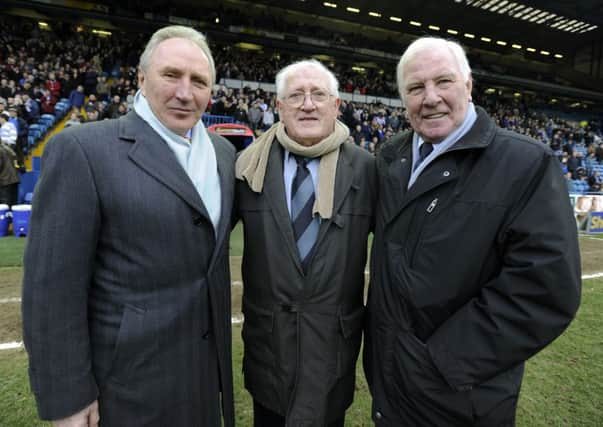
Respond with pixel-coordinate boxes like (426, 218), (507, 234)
(235, 120), (349, 218)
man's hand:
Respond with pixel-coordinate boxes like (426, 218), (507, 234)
(52, 400), (99, 427)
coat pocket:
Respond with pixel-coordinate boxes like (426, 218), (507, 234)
(108, 304), (158, 385)
(242, 300), (275, 370)
(336, 306), (365, 378)
(389, 331), (473, 422)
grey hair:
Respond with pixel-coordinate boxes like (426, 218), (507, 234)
(397, 37), (471, 103)
(139, 25), (215, 85)
(275, 59), (339, 99)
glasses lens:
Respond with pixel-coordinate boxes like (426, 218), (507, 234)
(285, 91), (330, 107)
(286, 92), (304, 106)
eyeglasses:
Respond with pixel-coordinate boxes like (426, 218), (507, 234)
(282, 90), (332, 107)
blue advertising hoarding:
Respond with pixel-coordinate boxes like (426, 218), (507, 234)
(587, 211), (603, 233)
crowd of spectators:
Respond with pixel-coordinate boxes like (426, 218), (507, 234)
(1, 14), (602, 193)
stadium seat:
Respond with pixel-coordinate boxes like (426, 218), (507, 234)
(28, 123), (43, 133)
(26, 135), (36, 152)
(41, 113), (56, 125)
(38, 116), (54, 130)
(28, 127), (42, 141)
(202, 114), (235, 126)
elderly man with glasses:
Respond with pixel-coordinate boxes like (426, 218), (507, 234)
(235, 59), (376, 427)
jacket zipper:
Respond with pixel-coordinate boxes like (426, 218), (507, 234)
(426, 198), (438, 213)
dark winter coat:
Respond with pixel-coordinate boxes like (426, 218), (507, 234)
(236, 141), (376, 426)
(364, 107), (581, 426)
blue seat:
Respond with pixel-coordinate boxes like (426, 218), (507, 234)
(26, 135), (36, 151)
(202, 114), (235, 126)
(28, 128), (42, 141)
(33, 122), (48, 136)
(38, 117), (54, 130)
(41, 113), (56, 125)
(29, 123), (43, 132)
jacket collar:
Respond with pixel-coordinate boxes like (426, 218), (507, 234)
(381, 106), (495, 165)
(379, 106), (495, 225)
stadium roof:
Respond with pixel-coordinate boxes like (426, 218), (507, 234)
(263, 0), (603, 58)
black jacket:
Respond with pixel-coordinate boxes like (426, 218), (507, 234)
(364, 107), (581, 426)
(236, 142), (376, 426)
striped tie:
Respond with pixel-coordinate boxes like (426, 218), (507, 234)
(291, 155), (320, 273)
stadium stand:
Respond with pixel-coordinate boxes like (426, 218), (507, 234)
(0, 12), (601, 195)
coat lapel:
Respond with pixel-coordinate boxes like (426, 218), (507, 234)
(382, 136), (412, 225)
(402, 156), (458, 207)
(262, 143), (304, 274)
(315, 145), (354, 247)
(209, 133), (235, 265)
(123, 113), (212, 223)
(382, 133), (462, 224)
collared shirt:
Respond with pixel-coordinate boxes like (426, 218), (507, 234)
(408, 102), (478, 188)
(283, 149), (319, 216)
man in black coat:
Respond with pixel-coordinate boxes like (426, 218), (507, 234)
(236, 59), (376, 426)
(364, 37), (581, 426)
(22, 25), (235, 427)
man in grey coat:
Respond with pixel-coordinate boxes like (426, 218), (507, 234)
(235, 59), (376, 426)
(364, 37), (581, 426)
(22, 26), (235, 427)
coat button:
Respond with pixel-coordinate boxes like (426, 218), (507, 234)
(375, 411), (383, 420)
(443, 171), (451, 177)
(193, 216), (204, 226)
(400, 158), (407, 163)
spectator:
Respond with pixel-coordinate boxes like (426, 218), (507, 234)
(351, 124), (363, 145)
(247, 99), (263, 131)
(103, 95), (122, 119)
(567, 151), (582, 179)
(0, 112), (17, 147)
(588, 175), (602, 193)
(232, 98), (248, 124)
(64, 110), (82, 127)
(68, 85), (85, 110)
(22, 94), (40, 124)
(261, 106), (274, 130)
(96, 74), (110, 102)
(8, 107), (27, 165)
(39, 88), (55, 114)
(45, 72), (61, 100)
(0, 141), (20, 206)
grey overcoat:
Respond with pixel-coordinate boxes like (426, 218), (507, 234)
(22, 111), (235, 426)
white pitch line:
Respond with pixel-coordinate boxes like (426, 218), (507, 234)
(581, 235), (603, 241)
(0, 297), (21, 303)
(0, 341), (23, 350)
(582, 272), (603, 280)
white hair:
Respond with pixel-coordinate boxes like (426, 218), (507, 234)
(275, 59), (339, 99)
(397, 37), (472, 103)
